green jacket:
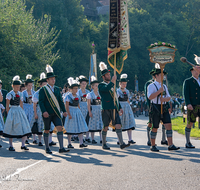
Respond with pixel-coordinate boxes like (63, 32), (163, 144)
(98, 81), (121, 110)
(0, 89), (7, 108)
(183, 76), (200, 106)
(39, 85), (66, 115)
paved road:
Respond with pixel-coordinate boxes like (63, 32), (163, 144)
(0, 115), (200, 190)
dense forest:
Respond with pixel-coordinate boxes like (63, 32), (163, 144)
(1, 0), (200, 94)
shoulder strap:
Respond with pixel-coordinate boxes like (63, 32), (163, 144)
(153, 83), (159, 104)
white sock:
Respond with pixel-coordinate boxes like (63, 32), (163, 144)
(21, 136), (26, 147)
(68, 135), (71, 145)
(127, 130), (132, 141)
(33, 134), (36, 141)
(49, 133), (52, 143)
(99, 132), (102, 141)
(9, 138), (13, 147)
(86, 132), (89, 139)
(78, 134), (83, 145)
(38, 135), (42, 143)
(91, 132), (95, 140)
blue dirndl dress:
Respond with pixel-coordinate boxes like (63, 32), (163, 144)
(117, 88), (136, 131)
(30, 90), (55, 134)
(0, 108), (4, 135)
(86, 91), (103, 132)
(64, 93), (88, 135)
(3, 90), (31, 138)
(22, 90), (35, 125)
(77, 89), (90, 119)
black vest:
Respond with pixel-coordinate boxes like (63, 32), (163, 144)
(10, 97), (20, 106)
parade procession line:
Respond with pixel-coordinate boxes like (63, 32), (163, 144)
(0, 115), (200, 190)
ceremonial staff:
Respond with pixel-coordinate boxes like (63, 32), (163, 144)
(107, 0), (131, 121)
(148, 42), (177, 118)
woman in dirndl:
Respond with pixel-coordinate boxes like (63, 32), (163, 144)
(77, 75), (90, 142)
(0, 91), (3, 148)
(22, 74), (35, 144)
(117, 74), (136, 145)
(3, 76), (31, 151)
(86, 76), (102, 144)
(64, 77), (88, 149)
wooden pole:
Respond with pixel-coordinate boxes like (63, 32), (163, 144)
(160, 65), (164, 118)
(113, 53), (116, 121)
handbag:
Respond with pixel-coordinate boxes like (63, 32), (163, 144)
(31, 121), (38, 134)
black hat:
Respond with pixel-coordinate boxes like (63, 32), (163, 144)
(0, 80), (2, 85)
(78, 75), (89, 83)
(90, 76), (100, 85)
(12, 75), (22, 85)
(25, 74), (34, 83)
(38, 72), (47, 83)
(68, 77), (80, 89)
(99, 62), (110, 77)
(119, 74), (129, 82)
(153, 69), (168, 76)
(21, 83), (25, 87)
(46, 65), (57, 79)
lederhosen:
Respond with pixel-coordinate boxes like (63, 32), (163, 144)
(150, 84), (171, 128)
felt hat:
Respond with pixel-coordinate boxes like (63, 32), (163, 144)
(99, 62), (110, 77)
(46, 65), (57, 79)
(25, 74), (34, 83)
(12, 75), (22, 85)
(78, 75), (89, 83)
(119, 74), (129, 82)
(68, 77), (80, 89)
(90, 76), (100, 85)
(38, 72), (47, 83)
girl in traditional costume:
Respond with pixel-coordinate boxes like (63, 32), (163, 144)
(3, 76), (31, 151)
(117, 74), (136, 144)
(0, 91), (3, 148)
(77, 75), (90, 142)
(64, 77), (88, 148)
(86, 76), (103, 143)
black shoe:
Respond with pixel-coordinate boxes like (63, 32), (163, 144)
(0, 144), (2, 148)
(33, 140), (38, 144)
(161, 140), (168, 145)
(82, 139), (85, 143)
(147, 141), (151, 146)
(92, 140), (97, 144)
(75, 137), (79, 141)
(46, 148), (52, 154)
(49, 141), (56, 146)
(25, 140), (29, 144)
(21, 146), (29, 150)
(102, 144), (110, 150)
(168, 144), (180, 151)
(128, 140), (136, 144)
(150, 146), (159, 152)
(117, 142), (120, 145)
(9, 146), (15, 151)
(59, 147), (70, 153)
(71, 137), (75, 141)
(38, 142), (43, 146)
(100, 140), (102, 144)
(85, 138), (91, 143)
(120, 143), (130, 149)
(79, 143), (88, 148)
(68, 144), (74, 149)
(185, 142), (195, 149)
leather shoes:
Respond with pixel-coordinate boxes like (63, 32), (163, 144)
(168, 144), (180, 151)
(33, 140), (38, 144)
(49, 141), (56, 146)
(117, 142), (120, 145)
(161, 140), (168, 145)
(128, 140), (136, 144)
(185, 142), (195, 149)
(147, 141), (151, 146)
(68, 144), (74, 149)
(59, 147), (70, 153)
(85, 138), (91, 143)
(102, 144), (110, 150)
(150, 146), (159, 152)
(120, 143), (130, 149)
(38, 142), (43, 146)
(46, 148), (52, 154)
(25, 140), (29, 144)
(21, 146), (29, 150)
(92, 140), (97, 144)
(0, 144), (2, 148)
(79, 143), (88, 148)
(9, 146), (15, 151)
(71, 137), (75, 141)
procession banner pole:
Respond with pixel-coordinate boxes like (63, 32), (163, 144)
(113, 53), (117, 120)
(160, 65), (164, 117)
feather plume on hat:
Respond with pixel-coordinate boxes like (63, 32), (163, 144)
(67, 77), (74, 86)
(99, 62), (107, 71)
(120, 74), (128, 79)
(26, 74), (32, 80)
(40, 72), (46, 80)
(13, 75), (20, 81)
(91, 76), (97, 82)
(79, 75), (85, 79)
(46, 64), (53, 73)
(194, 54), (200, 65)
(155, 63), (160, 69)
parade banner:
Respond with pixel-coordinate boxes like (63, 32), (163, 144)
(89, 53), (97, 84)
(108, 0), (130, 74)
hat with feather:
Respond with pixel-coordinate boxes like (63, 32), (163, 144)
(12, 75), (22, 85)
(119, 74), (129, 82)
(99, 62), (110, 77)
(0, 80), (2, 85)
(90, 76), (100, 85)
(25, 74), (34, 84)
(78, 75), (89, 83)
(46, 65), (57, 79)
(38, 72), (47, 83)
(68, 77), (80, 89)
(152, 63), (168, 76)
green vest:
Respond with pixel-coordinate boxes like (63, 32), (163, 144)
(183, 76), (200, 106)
(39, 85), (66, 115)
(98, 81), (121, 110)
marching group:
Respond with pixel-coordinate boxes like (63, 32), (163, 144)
(0, 60), (199, 153)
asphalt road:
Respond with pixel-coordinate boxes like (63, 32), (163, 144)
(0, 115), (200, 190)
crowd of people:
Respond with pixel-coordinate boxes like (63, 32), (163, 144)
(0, 59), (199, 153)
